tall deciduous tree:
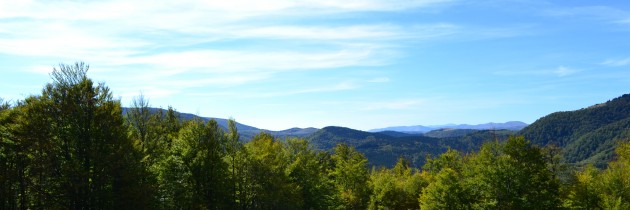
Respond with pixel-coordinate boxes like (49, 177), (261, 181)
(8, 62), (147, 209)
(419, 168), (472, 210)
(563, 164), (602, 209)
(241, 133), (302, 209)
(369, 157), (427, 210)
(0, 102), (21, 209)
(465, 136), (561, 209)
(596, 140), (630, 209)
(330, 144), (371, 210)
(285, 138), (336, 209)
(172, 118), (230, 209)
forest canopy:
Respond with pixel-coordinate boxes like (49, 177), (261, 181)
(1, 62), (629, 209)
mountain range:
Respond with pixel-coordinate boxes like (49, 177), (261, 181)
(369, 121), (528, 133)
(123, 108), (522, 167)
(123, 108), (523, 142)
(123, 93), (630, 168)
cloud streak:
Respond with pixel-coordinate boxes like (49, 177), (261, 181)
(495, 66), (579, 77)
(543, 5), (630, 25)
(601, 57), (630, 67)
(0, 0), (467, 104)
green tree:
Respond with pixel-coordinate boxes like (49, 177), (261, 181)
(330, 144), (371, 210)
(563, 164), (602, 209)
(369, 157), (427, 210)
(174, 118), (230, 209)
(241, 133), (302, 209)
(465, 136), (561, 209)
(0, 103), (22, 209)
(596, 140), (630, 209)
(8, 62), (148, 209)
(419, 168), (472, 210)
(126, 98), (184, 209)
(224, 119), (244, 209)
(285, 138), (336, 209)
(423, 148), (463, 174)
(156, 145), (192, 209)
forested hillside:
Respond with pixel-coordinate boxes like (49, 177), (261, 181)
(307, 126), (514, 168)
(135, 110), (517, 168)
(1, 63), (630, 209)
(519, 94), (630, 167)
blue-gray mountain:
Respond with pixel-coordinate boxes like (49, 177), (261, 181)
(369, 121), (528, 133)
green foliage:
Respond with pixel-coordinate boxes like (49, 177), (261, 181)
(420, 168), (472, 210)
(563, 164), (602, 209)
(331, 144), (371, 210)
(239, 133), (302, 209)
(3, 62), (630, 210)
(465, 137), (561, 209)
(168, 119), (230, 209)
(0, 62), (147, 209)
(369, 157), (427, 210)
(423, 148), (463, 174)
(0, 104), (20, 209)
(309, 126), (512, 169)
(285, 138), (336, 209)
(520, 94), (630, 167)
(597, 141), (630, 209)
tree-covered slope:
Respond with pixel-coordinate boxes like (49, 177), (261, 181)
(424, 128), (479, 138)
(519, 93), (630, 167)
(307, 126), (439, 168)
(307, 126), (513, 168)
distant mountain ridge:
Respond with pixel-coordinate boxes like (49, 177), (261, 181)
(369, 121), (528, 133)
(121, 107), (318, 140)
(121, 107), (521, 167)
(124, 92), (630, 168)
(308, 126), (515, 167)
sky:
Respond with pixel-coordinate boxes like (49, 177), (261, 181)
(1, 0), (629, 131)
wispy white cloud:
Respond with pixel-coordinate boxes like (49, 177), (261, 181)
(0, 0), (459, 102)
(367, 77), (391, 83)
(553, 66), (577, 77)
(187, 81), (358, 99)
(362, 99), (424, 110)
(254, 81), (359, 98)
(543, 5), (630, 25)
(235, 25), (403, 41)
(495, 66), (578, 77)
(124, 46), (391, 72)
(0, 0), (452, 69)
(115, 86), (181, 99)
(0, 0), (452, 22)
(601, 57), (630, 67)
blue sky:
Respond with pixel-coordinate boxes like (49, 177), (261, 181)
(1, 0), (629, 131)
